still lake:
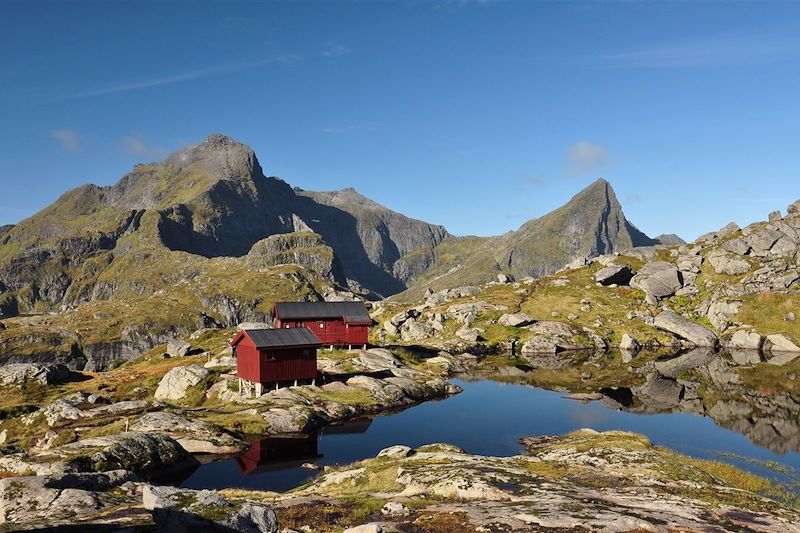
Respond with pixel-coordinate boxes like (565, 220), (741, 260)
(180, 377), (800, 492)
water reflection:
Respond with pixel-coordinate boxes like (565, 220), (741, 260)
(235, 433), (321, 475)
(489, 346), (800, 455)
(181, 347), (800, 492)
(180, 418), (375, 492)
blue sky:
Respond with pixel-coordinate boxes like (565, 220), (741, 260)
(2, 1), (800, 241)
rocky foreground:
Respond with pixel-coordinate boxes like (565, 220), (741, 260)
(1, 429), (797, 531)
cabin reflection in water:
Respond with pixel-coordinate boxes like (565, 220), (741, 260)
(235, 418), (374, 475)
(236, 433), (321, 475)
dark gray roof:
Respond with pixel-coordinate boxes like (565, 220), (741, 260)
(242, 327), (322, 348)
(274, 301), (371, 324)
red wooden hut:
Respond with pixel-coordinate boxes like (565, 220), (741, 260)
(273, 301), (371, 349)
(231, 327), (321, 396)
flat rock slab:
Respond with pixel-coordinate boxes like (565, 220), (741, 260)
(654, 309), (718, 347)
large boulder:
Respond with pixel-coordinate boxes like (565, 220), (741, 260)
(0, 363), (72, 387)
(722, 237), (750, 255)
(355, 348), (402, 371)
(654, 310), (717, 347)
(765, 334), (800, 353)
(726, 330), (763, 351)
(0, 470), (139, 526)
(399, 319), (432, 342)
(54, 432), (197, 477)
(717, 221), (741, 238)
(594, 264), (634, 286)
(520, 321), (588, 358)
(130, 412), (246, 454)
(745, 228), (782, 257)
(630, 262), (682, 300)
(455, 327), (481, 342)
(166, 339), (192, 357)
(619, 333), (640, 352)
(498, 313), (534, 328)
(676, 255), (702, 273)
(706, 300), (742, 331)
(707, 251), (750, 275)
(143, 485), (278, 532)
(154, 365), (209, 401)
(788, 198), (800, 216)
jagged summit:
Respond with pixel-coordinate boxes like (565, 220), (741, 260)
(0, 133), (671, 309)
(393, 178), (660, 298)
(0, 134), (450, 303)
(501, 178), (656, 276)
(164, 133), (261, 175)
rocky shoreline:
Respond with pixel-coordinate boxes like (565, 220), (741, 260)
(2, 429), (798, 531)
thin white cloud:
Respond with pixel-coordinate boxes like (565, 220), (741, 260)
(66, 53), (301, 99)
(120, 136), (169, 160)
(50, 129), (81, 152)
(566, 141), (608, 176)
(322, 42), (350, 57)
(597, 35), (796, 68)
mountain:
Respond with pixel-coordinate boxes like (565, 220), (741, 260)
(292, 187), (447, 295)
(394, 178), (659, 299)
(0, 134), (664, 368)
(497, 178), (657, 277)
(0, 134), (448, 310)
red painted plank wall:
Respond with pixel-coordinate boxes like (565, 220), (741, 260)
(235, 335), (317, 383)
(278, 319), (368, 346)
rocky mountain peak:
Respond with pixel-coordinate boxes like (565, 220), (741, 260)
(495, 178), (655, 278)
(163, 133), (262, 179)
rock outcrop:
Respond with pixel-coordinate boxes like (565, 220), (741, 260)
(630, 261), (682, 301)
(289, 430), (800, 531)
(154, 365), (209, 401)
(654, 310), (717, 347)
(0, 363), (71, 386)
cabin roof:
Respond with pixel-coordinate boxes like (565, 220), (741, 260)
(274, 301), (371, 324)
(235, 327), (322, 349)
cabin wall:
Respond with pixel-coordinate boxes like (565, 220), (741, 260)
(235, 336), (262, 382)
(258, 347), (317, 382)
(276, 318), (368, 346)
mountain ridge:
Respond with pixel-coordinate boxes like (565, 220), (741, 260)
(0, 134), (662, 312)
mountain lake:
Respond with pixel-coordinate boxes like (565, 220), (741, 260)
(180, 374), (800, 494)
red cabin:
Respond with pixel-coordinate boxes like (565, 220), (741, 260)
(230, 328), (321, 396)
(273, 301), (371, 349)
